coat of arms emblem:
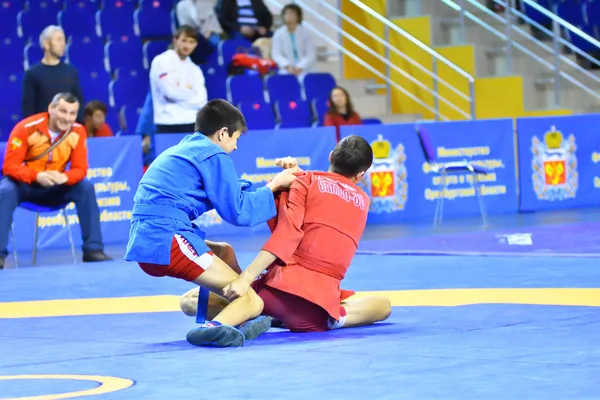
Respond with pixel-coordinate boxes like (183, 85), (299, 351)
(531, 126), (578, 201)
(356, 134), (408, 213)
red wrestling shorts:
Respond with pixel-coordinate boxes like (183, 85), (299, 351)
(251, 277), (347, 332)
(138, 234), (214, 282)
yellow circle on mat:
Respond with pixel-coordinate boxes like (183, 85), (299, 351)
(0, 288), (599, 319)
(0, 374), (134, 400)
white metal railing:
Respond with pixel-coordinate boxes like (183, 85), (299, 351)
(271, 0), (477, 120)
(436, 0), (600, 107)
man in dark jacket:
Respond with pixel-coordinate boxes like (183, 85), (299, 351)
(21, 25), (84, 123)
(216, 0), (273, 42)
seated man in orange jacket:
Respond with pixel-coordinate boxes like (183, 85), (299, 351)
(0, 92), (112, 269)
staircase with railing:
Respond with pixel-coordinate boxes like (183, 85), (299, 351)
(397, 0), (600, 115)
(269, 0), (599, 120)
(266, 0), (478, 122)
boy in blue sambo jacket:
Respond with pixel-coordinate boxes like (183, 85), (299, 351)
(125, 99), (296, 347)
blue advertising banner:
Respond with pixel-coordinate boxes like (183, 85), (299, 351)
(155, 127), (338, 235)
(3, 136), (142, 253)
(516, 114), (600, 211)
(340, 119), (518, 223)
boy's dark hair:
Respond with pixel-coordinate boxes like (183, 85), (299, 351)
(330, 135), (373, 178)
(195, 99), (248, 136)
(174, 25), (198, 40)
(282, 4), (303, 23)
(84, 100), (107, 117)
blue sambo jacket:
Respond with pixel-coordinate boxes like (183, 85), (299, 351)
(124, 133), (276, 265)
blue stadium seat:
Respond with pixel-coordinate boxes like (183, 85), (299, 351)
(138, 0), (175, 11)
(59, 7), (97, 37)
(134, 5), (172, 39)
(121, 105), (140, 134)
(311, 98), (329, 126)
(520, 0), (553, 28)
(0, 109), (22, 139)
(105, 106), (122, 134)
(109, 70), (149, 109)
(556, 1), (596, 52)
(585, 1), (600, 38)
(79, 69), (111, 104)
(302, 73), (336, 102)
(266, 74), (302, 103)
(26, 0), (62, 13)
(219, 37), (253, 66)
(238, 102), (276, 130)
(64, 0), (99, 11)
(142, 39), (169, 69)
(0, 72), (23, 140)
(24, 43), (43, 69)
(0, 37), (25, 73)
(170, 8), (179, 30)
(0, 2), (20, 38)
(201, 63), (227, 100)
(555, 1), (584, 25)
(2, 0), (24, 9)
(226, 74), (264, 104)
(69, 34), (103, 45)
(67, 39), (105, 72)
(101, 0), (137, 11)
(362, 118), (382, 125)
(18, 9), (58, 40)
(96, 5), (135, 38)
(0, 109), (12, 141)
(205, 46), (219, 65)
(105, 36), (144, 73)
(276, 100), (313, 129)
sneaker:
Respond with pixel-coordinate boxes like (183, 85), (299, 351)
(238, 315), (272, 341)
(82, 251), (113, 262)
(186, 324), (245, 347)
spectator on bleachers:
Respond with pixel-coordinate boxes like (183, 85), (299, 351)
(324, 87), (362, 141)
(83, 101), (114, 138)
(150, 25), (208, 134)
(216, 0), (273, 42)
(486, 0), (522, 13)
(176, 0), (223, 64)
(0, 93), (112, 269)
(272, 4), (316, 76)
(21, 26), (84, 122)
(176, 0), (223, 43)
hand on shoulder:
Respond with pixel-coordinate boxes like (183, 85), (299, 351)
(267, 168), (298, 192)
(275, 156), (302, 172)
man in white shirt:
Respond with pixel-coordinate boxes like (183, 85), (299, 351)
(150, 25), (208, 134)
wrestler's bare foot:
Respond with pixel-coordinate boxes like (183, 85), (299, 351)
(342, 296), (392, 328)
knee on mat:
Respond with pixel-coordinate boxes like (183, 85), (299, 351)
(375, 297), (392, 321)
(180, 292), (197, 316)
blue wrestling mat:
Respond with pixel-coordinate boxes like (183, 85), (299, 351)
(1, 210), (600, 399)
